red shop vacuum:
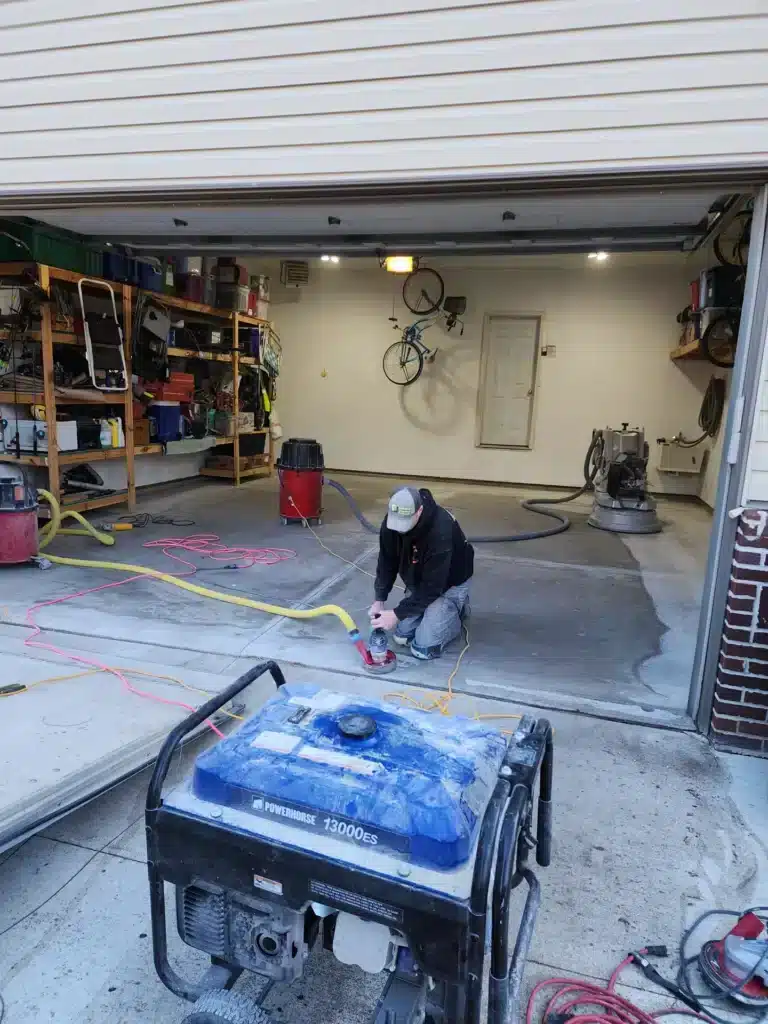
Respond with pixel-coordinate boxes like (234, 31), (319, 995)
(277, 437), (324, 527)
(0, 462), (40, 566)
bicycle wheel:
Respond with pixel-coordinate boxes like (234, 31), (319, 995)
(383, 339), (424, 385)
(701, 313), (739, 368)
(402, 268), (444, 315)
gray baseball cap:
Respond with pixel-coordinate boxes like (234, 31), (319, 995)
(386, 486), (423, 533)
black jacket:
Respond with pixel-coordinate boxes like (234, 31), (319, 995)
(374, 489), (474, 620)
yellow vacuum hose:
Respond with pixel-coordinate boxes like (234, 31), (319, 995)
(36, 490), (361, 638)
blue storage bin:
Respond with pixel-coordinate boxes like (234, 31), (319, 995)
(102, 250), (135, 283)
(134, 259), (163, 292)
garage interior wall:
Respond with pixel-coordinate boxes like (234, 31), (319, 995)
(250, 256), (725, 503)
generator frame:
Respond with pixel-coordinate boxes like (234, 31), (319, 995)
(145, 661), (554, 1024)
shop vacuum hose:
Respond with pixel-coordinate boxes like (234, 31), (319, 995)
(326, 434), (601, 544)
(36, 490), (367, 653)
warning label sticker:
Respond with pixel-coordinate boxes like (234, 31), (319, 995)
(309, 880), (403, 924)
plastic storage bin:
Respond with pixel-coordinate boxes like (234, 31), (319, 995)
(134, 259), (163, 292)
(102, 250), (136, 283)
(0, 219), (103, 275)
(148, 401), (182, 442)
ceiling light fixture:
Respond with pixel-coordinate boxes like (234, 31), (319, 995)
(385, 255), (414, 274)
(588, 251), (610, 262)
(321, 254), (340, 263)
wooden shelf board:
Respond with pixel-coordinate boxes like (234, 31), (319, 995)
(3, 447), (130, 467)
(144, 291), (233, 319)
(0, 389), (128, 406)
(238, 355), (260, 366)
(135, 443), (164, 455)
(237, 314), (271, 328)
(0, 453), (47, 467)
(59, 491), (129, 514)
(38, 490), (129, 518)
(0, 329), (80, 345)
(670, 338), (706, 361)
(200, 465), (272, 480)
(167, 346), (232, 363)
(59, 448), (128, 465)
(0, 262), (38, 277)
(49, 266), (125, 290)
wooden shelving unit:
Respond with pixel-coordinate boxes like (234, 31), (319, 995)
(1, 264), (278, 503)
(145, 303), (277, 487)
(0, 261), (136, 514)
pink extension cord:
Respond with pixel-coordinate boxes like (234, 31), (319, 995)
(24, 533), (296, 737)
(528, 954), (710, 1024)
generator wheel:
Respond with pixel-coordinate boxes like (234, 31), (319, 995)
(181, 988), (272, 1024)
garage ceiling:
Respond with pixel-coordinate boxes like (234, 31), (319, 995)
(2, 184), (749, 257)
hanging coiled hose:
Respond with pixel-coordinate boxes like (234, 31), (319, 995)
(673, 376), (727, 448)
(326, 433), (603, 543)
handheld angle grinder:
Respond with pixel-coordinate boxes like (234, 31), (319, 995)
(358, 626), (397, 674)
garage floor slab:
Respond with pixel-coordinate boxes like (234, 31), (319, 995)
(0, 472), (711, 845)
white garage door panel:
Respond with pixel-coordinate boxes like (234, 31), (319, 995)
(3, 88), (766, 162)
(3, 122), (767, 189)
(1, 54), (765, 134)
(4, 1), (762, 57)
(0, 1), (766, 193)
(1, 13), (762, 82)
(5, 29), (764, 112)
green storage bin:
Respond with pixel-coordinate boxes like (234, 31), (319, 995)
(82, 247), (104, 277)
(0, 218), (103, 276)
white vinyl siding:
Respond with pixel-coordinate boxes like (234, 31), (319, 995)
(744, 326), (768, 504)
(0, 1), (766, 194)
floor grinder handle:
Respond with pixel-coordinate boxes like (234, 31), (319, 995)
(535, 722), (554, 867)
(146, 660), (287, 811)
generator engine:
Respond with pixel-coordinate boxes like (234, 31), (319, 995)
(587, 424), (662, 534)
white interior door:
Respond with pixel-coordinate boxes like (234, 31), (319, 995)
(477, 314), (540, 448)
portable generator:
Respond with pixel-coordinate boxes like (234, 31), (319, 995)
(146, 662), (553, 1024)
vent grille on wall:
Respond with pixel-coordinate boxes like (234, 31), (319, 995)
(280, 260), (309, 287)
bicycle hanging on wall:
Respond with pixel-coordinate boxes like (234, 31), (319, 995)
(383, 267), (465, 385)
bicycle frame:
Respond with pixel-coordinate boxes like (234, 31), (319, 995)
(402, 316), (438, 355)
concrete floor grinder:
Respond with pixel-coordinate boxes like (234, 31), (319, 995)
(146, 660), (553, 1024)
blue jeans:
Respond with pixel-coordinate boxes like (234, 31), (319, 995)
(394, 582), (470, 655)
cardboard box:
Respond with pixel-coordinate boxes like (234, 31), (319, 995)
(134, 419), (151, 446)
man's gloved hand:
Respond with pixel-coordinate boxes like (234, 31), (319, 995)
(370, 609), (398, 631)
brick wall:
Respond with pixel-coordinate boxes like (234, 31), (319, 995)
(711, 509), (768, 754)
